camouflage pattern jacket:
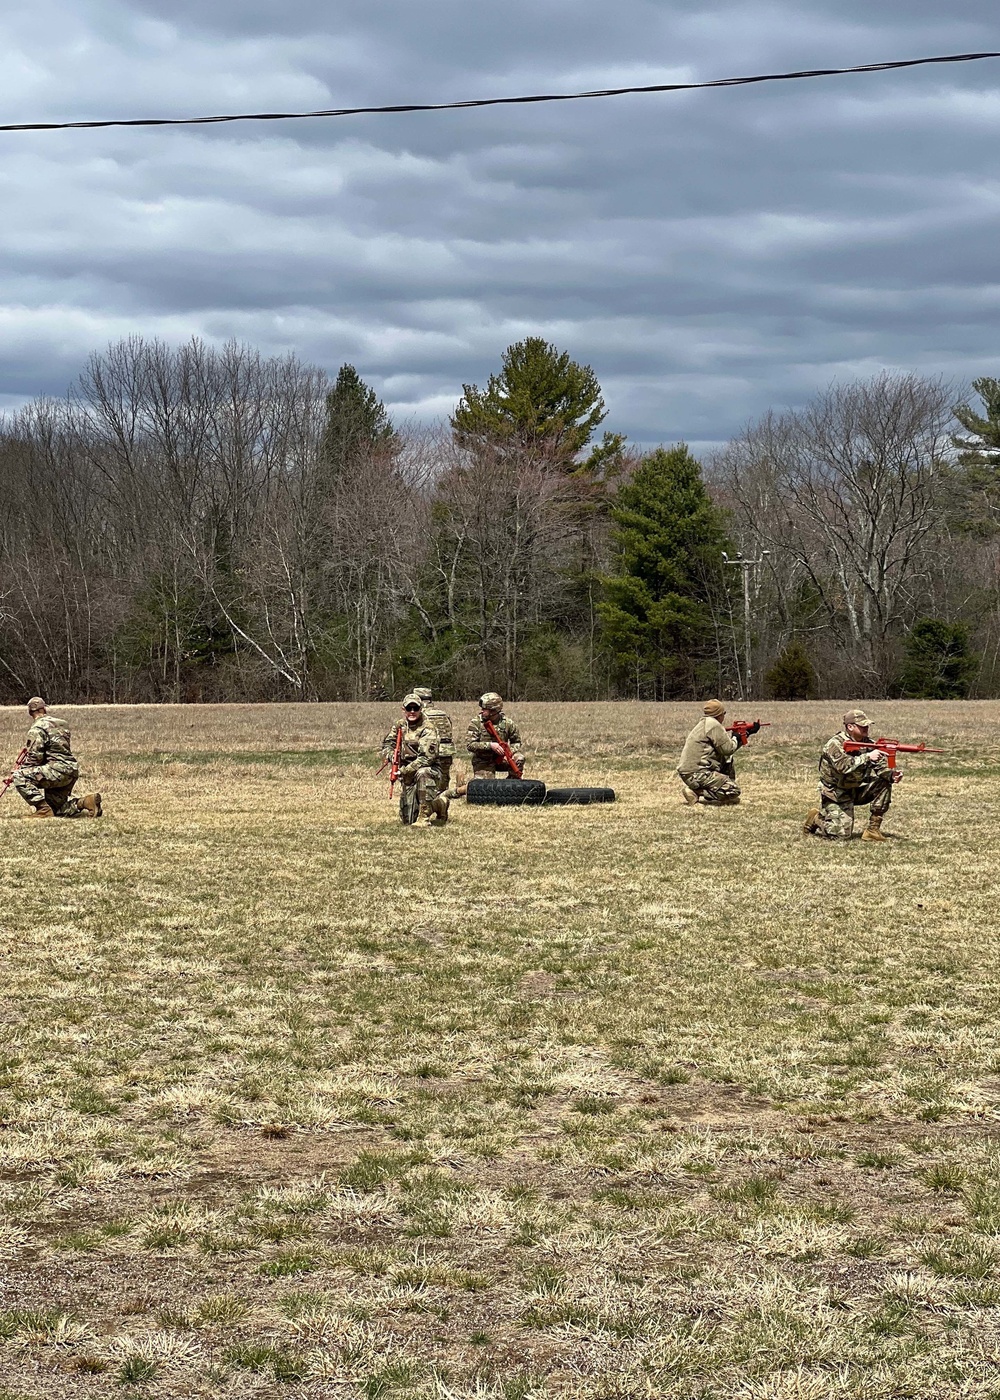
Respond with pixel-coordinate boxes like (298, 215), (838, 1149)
(818, 731), (888, 795)
(422, 705), (455, 758)
(677, 717), (738, 776)
(466, 713), (524, 771)
(25, 715), (79, 770)
(398, 723), (440, 779)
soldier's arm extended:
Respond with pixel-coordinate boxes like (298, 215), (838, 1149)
(466, 719), (493, 755)
(824, 737), (882, 780)
(706, 718), (739, 760)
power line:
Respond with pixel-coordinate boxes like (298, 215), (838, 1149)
(1, 50), (998, 134)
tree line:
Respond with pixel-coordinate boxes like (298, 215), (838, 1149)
(1, 333), (998, 703)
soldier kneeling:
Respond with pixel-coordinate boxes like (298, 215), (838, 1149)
(677, 699), (742, 806)
(381, 695), (445, 828)
(14, 697), (102, 819)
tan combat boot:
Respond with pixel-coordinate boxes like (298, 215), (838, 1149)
(416, 798), (436, 828)
(681, 784), (699, 806)
(861, 813), (888, 843)
(802, 807), (822, 836)
(80, 793), (103, 818)
(26, 802), (54, 818)
(432, 792), (450, 824)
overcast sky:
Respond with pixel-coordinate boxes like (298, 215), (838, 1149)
(1, 1), (998, 447)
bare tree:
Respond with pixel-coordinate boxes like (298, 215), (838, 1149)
(717, 374), (953, 689)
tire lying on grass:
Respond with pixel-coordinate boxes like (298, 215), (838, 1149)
(466, 778), (547, 806)
(542, 787), (616, 805)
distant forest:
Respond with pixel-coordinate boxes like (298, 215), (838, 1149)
(1, 334), (998, 703)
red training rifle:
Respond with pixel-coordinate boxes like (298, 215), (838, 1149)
(375, 727), (404, 800)
(482, 717), (523, 777)
(728, 720), (770, 745)
(843, 737), (945, 770)
(0, 746), (28, 801)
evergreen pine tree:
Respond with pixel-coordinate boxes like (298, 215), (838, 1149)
(451, 337), (606, 463)
(898, 619), (977, 699)
(953, 377), (1000, 472)
(321, 365), (395, 475)
(950, 378), (1000, 534)
(765, 640), (817, 700)
(599, 445), (731, 698)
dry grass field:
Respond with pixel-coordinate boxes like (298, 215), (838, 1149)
(0, 699), (998, 1399)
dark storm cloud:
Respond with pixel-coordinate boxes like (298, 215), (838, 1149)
(1, 0), (999, 440)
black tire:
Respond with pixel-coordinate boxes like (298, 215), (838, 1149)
(542, 787), (616, 805)
(466, 778), (547, 806)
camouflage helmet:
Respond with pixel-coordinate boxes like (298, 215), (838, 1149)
(402, 692), (424, 712)
(413, 686), (434, 703)
(479, 691), (503, 711)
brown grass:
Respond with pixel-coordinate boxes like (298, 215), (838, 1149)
(0, 700), (995, 1399)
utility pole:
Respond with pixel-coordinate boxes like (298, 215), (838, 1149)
(723, 551), (770, 699)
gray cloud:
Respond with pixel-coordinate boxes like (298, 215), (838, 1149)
(1, 0), (999, 442)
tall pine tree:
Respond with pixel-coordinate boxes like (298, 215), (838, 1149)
(600, 445), (731, 698)
(451, 337), (606, 465)
(321, 365), (395, 476)
(950, 378), (1000, 534)
(953, 377), (1000, 472)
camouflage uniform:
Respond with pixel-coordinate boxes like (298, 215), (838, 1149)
(467, 711), (524, 779)
(414, 689), (455, 795)
(814, 731), (893, 839)
(382, 717), (441, 823)
(14, 714), (87, 816)
(677, 717), (741, 804)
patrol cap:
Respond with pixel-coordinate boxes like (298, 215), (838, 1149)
(402, 692), (423, 711)
(413, 686), (434, 703)
(479, 692), (503, 710)
(843, 708), (871, 727)
(702, 699), (726, 720)
(26, 696), (45, 713)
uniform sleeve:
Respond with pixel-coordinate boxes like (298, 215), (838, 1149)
(505, 720), (524, 756)
(381, 719), (402, 759)
(824, 738), (876, 779)
(467, 718), (492, 755)
(24, 721), (47, 765)
(707, 719), (738, 760)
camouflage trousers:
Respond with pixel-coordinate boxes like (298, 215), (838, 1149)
(677, 763), (740, 805)
(817, 773), (892, 839)
(471, 763), (524, 780)
(398, 765), (441, 824)
(436, 757), (453, 796)
(14, 759), (86, 816)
